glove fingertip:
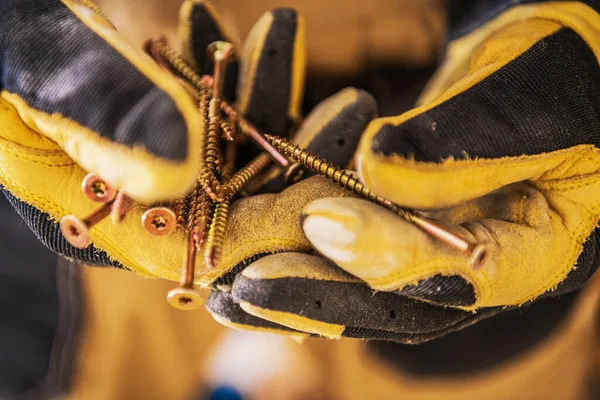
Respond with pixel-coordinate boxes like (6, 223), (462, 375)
(206, 290), (307, 338)
(238, 7), (306, 136)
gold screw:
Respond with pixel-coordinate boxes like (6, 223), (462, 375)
(221, 120), (236, 141)
(264, 135), (488, 268)
(81, 173), (116, 203)
(150, 39), (292, 169)
(167, 231), (204, 310)
(142, 207), (177, 236)
(60, 202), (113, 249)
(203, 42), (235, 197)
(204, 200), (231, 270)
(218, 153), (272, 201)
(167, 186), (211, 311)
(187, 186), (213, 250)
(220, 101), (291, 169)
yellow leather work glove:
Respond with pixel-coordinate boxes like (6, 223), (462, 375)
(0, 0), (381, 298)
(206, 2), (600, 343)
(0, 0), (304, 274)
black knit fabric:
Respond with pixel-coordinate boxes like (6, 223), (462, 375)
(244, 8), (297, 138)
(2, 189), (122, 268)
(368, 290), (578, 376)
(232, 275), (490, 341)
(449, 0), (600, 40)
(0, 0), (188, 160)
(206, 290), (298, 333)
(372, 29), (600, 160)
(188, 1), (238, 101)
(212, 253), (269, 287)
(396, 275), (476, 306)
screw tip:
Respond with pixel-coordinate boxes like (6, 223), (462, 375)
(284, 162), (305, 184)
(204, 248), (220, 270)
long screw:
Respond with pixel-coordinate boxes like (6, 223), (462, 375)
(60, 202), (113, 249)
(204, 42), (233, 177)
(166, 185), (211, 310)
(218, 153), (272, 201)
(149, 39), (292, 170)
(219, 102), (290, 169)
(167, 230), (204, 310)
(188, 187), (213, 250)
(265, 135), (488, 268)
(204, 200), (231, 270)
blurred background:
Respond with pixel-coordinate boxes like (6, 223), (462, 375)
(2, 1), (599, 399)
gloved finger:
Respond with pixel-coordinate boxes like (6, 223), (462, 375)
(230, 253), (502, 343)
(237, 8), (306, 136)
(356, 18), (600, 209)
(301, 182), (598, 308)
(254, 87), (378, 194)
(206, 290), (310, 341)
(178, 0), (239, 101)
(197, 175), (351, 287)
(0, 0), (200, 201)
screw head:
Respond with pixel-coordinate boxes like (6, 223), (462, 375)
(60, 215), (90, 249)
(142, 207), (177, 236)
(167, 287), (203, 310)
(206, 41), (235, 62)
(82, 173), (116, 203)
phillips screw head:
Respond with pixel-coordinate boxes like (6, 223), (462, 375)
(142, 207), (177, 236)
(60, 215), (91, 249)
(82, 173), (116, 203)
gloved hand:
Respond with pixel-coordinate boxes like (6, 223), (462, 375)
(0, 0), (378, 291)
(207, 2), (600, 343)
(0, 0), (300, 274)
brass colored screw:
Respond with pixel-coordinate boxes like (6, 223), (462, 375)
(218, 153), (272, 201)
(264, 135), (488, 268)
(206, 41), (234, 100)
(205, 105), (223, 174)
(196, 87), (223, 200)
(187, 186), (213, 250)
(204, 200), (231, 270)
(221, 120), (236, 142)
(167, 231), (204, 310)
(220, 102), (290, 169)
(150, 39), (291, 169)
(142, 207), (177, 236)
(60, 202), (113, 249)
(173, 193), (191, 227)
(203, 42), (234, 191)
(81, 173), (116, 203)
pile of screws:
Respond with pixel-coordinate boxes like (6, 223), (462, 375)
(60, 38), (487, 312)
